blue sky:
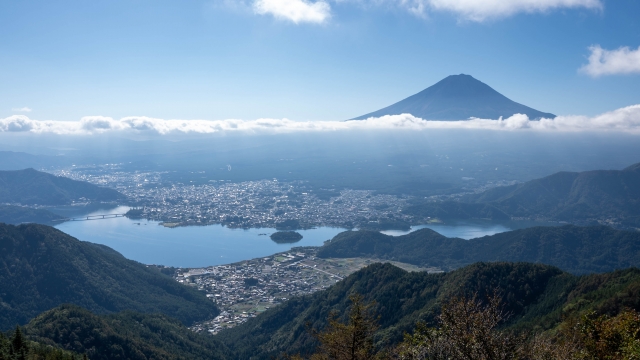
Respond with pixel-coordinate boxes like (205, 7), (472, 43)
(1, 0), (639, 122)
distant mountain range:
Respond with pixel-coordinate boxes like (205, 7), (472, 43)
(353, 74), (555, 120)
(404, 162), (640, 227)
(0, 223), (219, 330)
(0, 168), (125, 206)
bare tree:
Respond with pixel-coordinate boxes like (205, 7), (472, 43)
(395, 292), (523, 360)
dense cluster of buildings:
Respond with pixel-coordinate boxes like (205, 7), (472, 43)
(175, 248), (344, 334)
(52, 166), (413, 229)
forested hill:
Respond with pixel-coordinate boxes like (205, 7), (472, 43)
(217, 262), (640, 359)
(0, 205), (63, 225)
(316, 225), (640, 274)
(0, 223), (218, 330)
(0, 168), (125, 205)
(24, 305), (230, 360)
(405, 162), (640, 226)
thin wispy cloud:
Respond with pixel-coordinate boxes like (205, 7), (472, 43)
(1, 105), (639, 135)
(253, 0), (331, 23)
(11, 107), (32, 113)
(423, 0), (602, 21)
(580, 45), (640, 77)
(234, 0), (600, 24)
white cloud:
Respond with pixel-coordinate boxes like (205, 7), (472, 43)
(11, 107), (32, 113)
(580, 45), (640, 77)
(2, 105), (640, 136)
(337, 0), (600, 20)
(226, 0), (598, 23)
(424, 0), (601, 21)
(253, 0), (331, 23)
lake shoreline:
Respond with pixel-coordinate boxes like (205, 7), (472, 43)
(53, 205), (557, 268)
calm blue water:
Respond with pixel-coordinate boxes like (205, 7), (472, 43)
(55, 206), (346, 267)
(55, 206), (520, 267)
(381, 223), (510, 239)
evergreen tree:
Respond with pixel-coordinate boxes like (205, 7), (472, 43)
(10, 327), (28, 360)
(0, 333), (8, 360)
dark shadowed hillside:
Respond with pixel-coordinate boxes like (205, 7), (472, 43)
(0, 327), (83, 359)
(316, 225), (640, 274)
(217, 262), (640, 359)
(0, 223), (219, 330)
(353, 74), (555, 120)
(405, 162), (640, 227)
(0, 205), (63, 225)
(24, 305), (229, 360)
(0, 168), (125, 205)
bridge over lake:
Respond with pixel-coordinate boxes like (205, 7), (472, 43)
(57, 213), (128, 222)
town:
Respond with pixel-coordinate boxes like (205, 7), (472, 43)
(163, 247), (440, 334)
(51, 165), (415, 229)
(48, 163), (525, 230)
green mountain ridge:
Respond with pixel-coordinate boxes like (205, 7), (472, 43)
(0, 168), (126, 206)
(23, 304), (230, 360)
(316, 225), (640, 274)
(405, 162), (640, 227)
(0, 326), (83, 360)
(0, 223), (219, 330)
(8, 245), (640, 359)
(216, 262), (640, 359)
(2, 217), (639, 358)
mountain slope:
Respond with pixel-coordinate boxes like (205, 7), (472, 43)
(0, 223), (219, 330)
(404, 162), (640, 226)
(316, 225), (640, 274)
(217, 262), (640, 359)
(0, 151), (69, 171)
(0, 205), (63, 225)
(468, 165), (640, 219)
(353, 74), (555, 120)
(0, 168), (125, 205)
(24, 305), (230, 360)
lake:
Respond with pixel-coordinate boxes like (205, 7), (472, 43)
(381, 223), (510, 238)
(54, 206), (532, 268)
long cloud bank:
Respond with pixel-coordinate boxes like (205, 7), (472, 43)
(2, 104), (640, 136)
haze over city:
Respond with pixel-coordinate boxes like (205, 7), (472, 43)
(1, 1), (639, 359)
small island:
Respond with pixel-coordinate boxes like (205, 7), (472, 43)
(269, 231), (303, 244)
